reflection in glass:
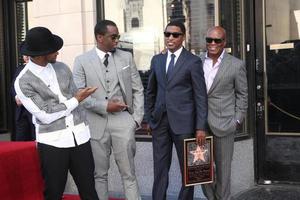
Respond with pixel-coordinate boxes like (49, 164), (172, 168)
(104, 0), (215, 71)
(266, 0), (300, 133)
(104, 0), (215, 138)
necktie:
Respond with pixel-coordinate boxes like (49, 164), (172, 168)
(103, 53), (109, 67)
(167, 54), (175, 78)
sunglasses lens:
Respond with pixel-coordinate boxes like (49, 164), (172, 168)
(172, 33), (181, 38)
(111, 34), (120, 40)
(206, 37), (223, 43)
(214, 39), (223, 43)
(164, 32), (171, 37)
(206, 38), (213, 43)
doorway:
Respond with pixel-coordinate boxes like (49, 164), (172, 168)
(256, 0), (300, 184)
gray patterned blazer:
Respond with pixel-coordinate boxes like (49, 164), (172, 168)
(16, 62), (87, 133)
(200, 52), (248, 137)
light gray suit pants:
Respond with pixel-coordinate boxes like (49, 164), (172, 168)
(90, 111), (141, 200)
(202, 133), (235, 200)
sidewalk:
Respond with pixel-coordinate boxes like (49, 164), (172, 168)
(234, 185), (300, 200)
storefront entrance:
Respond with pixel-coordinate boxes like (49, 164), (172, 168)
(256, 0), (300, 184)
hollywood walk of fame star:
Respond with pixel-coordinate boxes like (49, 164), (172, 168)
(190, 145), (207, 163)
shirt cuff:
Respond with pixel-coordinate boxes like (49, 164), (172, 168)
(64, 97), (79, 113)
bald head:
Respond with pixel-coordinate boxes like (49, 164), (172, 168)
(206, 26), (226, 40)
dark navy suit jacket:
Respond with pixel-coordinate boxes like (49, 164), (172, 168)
(146, 48), (208, 134)
(11, 65), (27, 120)
(11, 64), (35, 141)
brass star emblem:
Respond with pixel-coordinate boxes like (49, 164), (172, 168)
(190, 145), (207, 163)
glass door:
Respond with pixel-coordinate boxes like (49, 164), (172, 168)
(103, 0), (217, 139)
(256, 0), (300, 184)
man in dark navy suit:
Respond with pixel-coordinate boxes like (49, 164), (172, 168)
(146, 21), (208, 200)
(11, 55), (35, 141)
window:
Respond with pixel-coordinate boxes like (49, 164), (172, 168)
(0, 0), (28, 135)
(0, 0), (6, 133)
(131, 17), (140, 28)
(103, 0), (216, 139)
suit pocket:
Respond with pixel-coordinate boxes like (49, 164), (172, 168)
(151, 110), (159, 122)
(151, 106), (162, 122)
(120, 66), (131, 77)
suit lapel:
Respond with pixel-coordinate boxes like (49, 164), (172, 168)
(89, 48), (106, 89)
(160, 53), (167, 85)
(113, 51), (127, 96)
(167, 48), (187, 83)
(208, 52), (230, 94)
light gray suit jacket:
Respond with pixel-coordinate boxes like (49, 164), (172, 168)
(73, 48), (144, 140)
(200, 52), (248, 137)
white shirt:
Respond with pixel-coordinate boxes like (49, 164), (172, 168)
(166, 47), (183, 73)
(14, 60), (90, 148)
(203, 50), (225, 92)
(96, 47), (112, 63)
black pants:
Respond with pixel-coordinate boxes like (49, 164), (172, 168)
(152, 113), (194, 200)
(37, 141), (99, 200)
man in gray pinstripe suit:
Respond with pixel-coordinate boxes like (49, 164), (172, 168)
(200, 26), (248, 200)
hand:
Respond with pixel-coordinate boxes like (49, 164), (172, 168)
(236, 120), (242, 128)
(146, 123), (152, 134)
(106, 100), (128, 112)
(15, 96), (22, 106)
(75, 87), (97, 102)
(195, 130), (206, 146)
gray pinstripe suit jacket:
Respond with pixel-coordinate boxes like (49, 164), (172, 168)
(200, 52), (248, 137)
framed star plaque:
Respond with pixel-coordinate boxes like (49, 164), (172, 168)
(183, 136), (214, 186)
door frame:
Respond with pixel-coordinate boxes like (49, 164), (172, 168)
(254, 0), (267, 184)
(254, 0), (300, 184)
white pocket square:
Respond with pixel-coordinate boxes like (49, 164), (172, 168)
(122, 65), (130, 70)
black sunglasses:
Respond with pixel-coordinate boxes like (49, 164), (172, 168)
(164, 32), (184, 38)
(206, 37), (224, 44)
(108, 34), (120, 40)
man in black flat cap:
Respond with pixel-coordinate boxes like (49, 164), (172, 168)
(14, 26), (99, 200)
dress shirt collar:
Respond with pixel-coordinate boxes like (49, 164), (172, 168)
(27, 59), (52, 74)
(167, 46), (183, 59)
(96, 47), (112, 60)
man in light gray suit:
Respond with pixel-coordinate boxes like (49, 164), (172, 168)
(200, 26), (248, 200)
(73, 20), (144, 200)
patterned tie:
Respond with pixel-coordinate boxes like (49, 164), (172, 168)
(103, 53), (109, 67)
(167, 54), (175, 78)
